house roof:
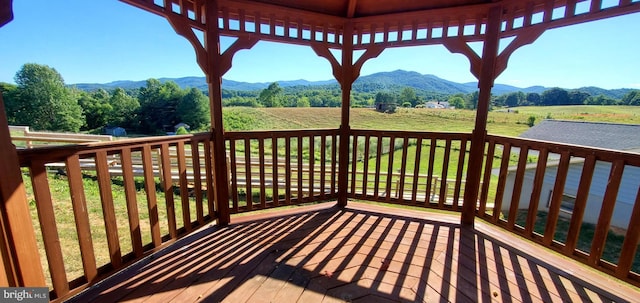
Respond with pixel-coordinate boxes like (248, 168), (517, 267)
(520, 120), (640, 151)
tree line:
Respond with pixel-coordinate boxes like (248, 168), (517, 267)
(2, 63), (639, 133)
(1, 63), (210, 134)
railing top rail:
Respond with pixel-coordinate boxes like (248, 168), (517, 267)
(16, 132), (212, 166)
(487, 134), (640, 166)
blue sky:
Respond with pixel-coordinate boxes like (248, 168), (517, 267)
(0, 0), (639, 89)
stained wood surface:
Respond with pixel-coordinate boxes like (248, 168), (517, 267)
(70, 202), (640, 303)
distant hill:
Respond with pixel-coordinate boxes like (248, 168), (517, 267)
(71, 70), (633, 98)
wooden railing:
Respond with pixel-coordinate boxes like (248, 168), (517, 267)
(478, 134), (640, 285)
(16, 133), (217, 300)
(11, 129), (640, 299)
(225, 129), (340, 213)
(348, 130), (473, 211)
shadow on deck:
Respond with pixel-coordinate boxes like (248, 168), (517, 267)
(70, 202), (639, 302)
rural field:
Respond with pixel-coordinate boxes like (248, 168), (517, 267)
(222, 105), (640, 135)
(21, 105), (640, 287)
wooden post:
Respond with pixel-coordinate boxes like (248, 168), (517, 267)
(461, 6), (502, 226)
(0, 93), (46, 286)
(205, 1), (231, 225)
(337, 23), (355, 207)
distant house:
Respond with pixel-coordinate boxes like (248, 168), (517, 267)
(103, 126), (127, 137)
(501, 120), (640, 229)
(174, 122), (191, 132)
(423, 101), (450, 109)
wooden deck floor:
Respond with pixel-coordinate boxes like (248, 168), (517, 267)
(70, 202), (640, 303)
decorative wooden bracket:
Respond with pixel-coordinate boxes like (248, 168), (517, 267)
(442, 38), (481, 80)
(166, 13), (210, 74)
(311, 43), (384, 86)
(443, 26), (546, 81)
(495, 27), (546, 77)
(166, 12), (258, 77)
(219, 37), (259, 75)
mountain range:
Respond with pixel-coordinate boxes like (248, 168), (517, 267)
(71, 70), (633, 99)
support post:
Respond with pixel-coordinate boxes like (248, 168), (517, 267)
(0, 93), (46, 286)
(461, 6), (502, 226)
(337, 23), (355, 207)
(205, 1), (230, 225)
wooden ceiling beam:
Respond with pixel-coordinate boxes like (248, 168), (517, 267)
(346, 0), (358, 18)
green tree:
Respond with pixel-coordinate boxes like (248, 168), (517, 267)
(622, 90), (640, 106)
(137, 79), (184, 133)
(258, 82), (283, 107)
(108, 88), (139, 126)
(448, 95), (466, 109)
(525, 92), (541, 106)
(77, 89), (112, 130)
(0, 82), (18, 124)
(399, 87), (418, 107)
(465, 91), (479, 109)
(13, 63), (83, 131)
(296, 96), (310, 107)
(177, 87), (210, 130)
(541, 87), (569, 106)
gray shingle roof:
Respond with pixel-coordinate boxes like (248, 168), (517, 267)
(519, 120), (640, 151)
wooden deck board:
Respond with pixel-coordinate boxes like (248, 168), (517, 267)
(70, 202), (640, 303)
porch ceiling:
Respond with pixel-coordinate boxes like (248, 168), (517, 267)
(249, 0), (490, 18)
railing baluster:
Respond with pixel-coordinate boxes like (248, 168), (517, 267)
(589, 159), (625, 265)
(362, 135), (371, 197)
(65, 155), (98, 282)
(121, 148), (144, 256)
(350, 135), (359, 196)
(285, 136), (292, 204)
(297, 136), (303, 202)
(95, 150), (123, 268)
(272, 136), (280, 206)
(385, 136), (395, 202)
(438, 139), (452, 208)
(374, 135), (383, 199)
(190, 140), (204, 224)
(331, 133), (337, 195)
(507, 146), (529, 229)
(176, 141), (191, 232)
(543, 151), (571, 246)
(564, 155), (596, 253)
(616, 185), (640, 278)
(160, 144), (177, 239)
(229, 139), (239, 213)
(478, 140), (495, 216)
(425, 138), (437, 204)
(320, 135), (326, 199)
(142, 145), (161, 247)
(30, 160), (69, 296)
(411, 137), (423, 204)
(259, 138), (266, 208)
(244, 138), (253, 210)
(309, 135), (315, 199)
(453, 139), (467, 210)
(398, 137), (409, 201)
(204, 138), (215, 218)
(492, 143), (512, 222)
(525, 147), (549, 236)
